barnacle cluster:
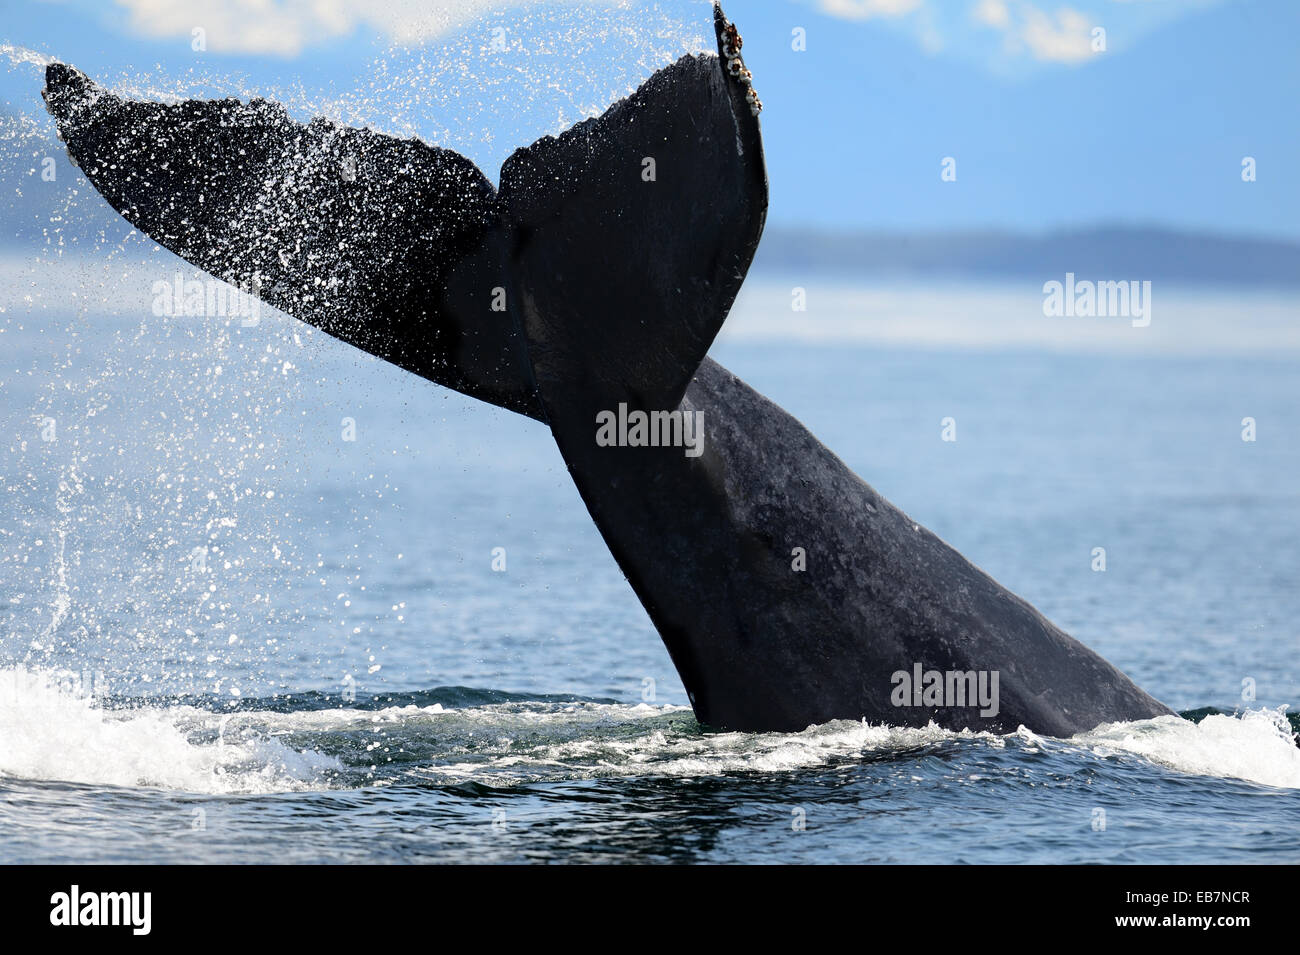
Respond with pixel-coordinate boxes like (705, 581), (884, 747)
(720, 19), (761, 116)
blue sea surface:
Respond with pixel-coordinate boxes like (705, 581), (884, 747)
(1, 263), (1298, 863)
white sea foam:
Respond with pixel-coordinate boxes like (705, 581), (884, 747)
(1074, 706), (1300, 789)
(413, 711), (981, 785)
(0, 666), (342, 793)
(2, 665), (1295, 793)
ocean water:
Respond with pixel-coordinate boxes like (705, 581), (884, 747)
(1, 256), (1298, 863)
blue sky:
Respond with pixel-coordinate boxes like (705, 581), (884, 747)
(2, 0), (1297, 238)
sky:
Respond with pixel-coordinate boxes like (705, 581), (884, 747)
(1, 0), (1297, 239)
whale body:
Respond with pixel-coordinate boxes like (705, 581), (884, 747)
(40, 4), (1173, 734)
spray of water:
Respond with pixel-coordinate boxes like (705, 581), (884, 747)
(0, 1), (710, 701)
(0, 44), (56, 70)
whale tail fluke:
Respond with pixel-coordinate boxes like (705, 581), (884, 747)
(500, 5), (766, 426)
(41, 3), (766, 428)
(34, 8), (1180, 739)
(41, 61), (542, 418)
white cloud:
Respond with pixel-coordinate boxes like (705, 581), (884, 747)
(811, 0), (1232, 73)
(1019, 6), (1096, 62)
(815, 0), (1102, 65)
(815, 0), (923, 21)
(965, 1), (1105, 65)
(113, 0), (614, 57)
(972, 0), (1009, 29)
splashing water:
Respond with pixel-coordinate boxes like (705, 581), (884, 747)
(1, 666), (1295, 795)
(0, 44), (55, 71)
(1075, 707), (1300, 790)
(0, 666), (343, 793)
(0, 2), (713, 703)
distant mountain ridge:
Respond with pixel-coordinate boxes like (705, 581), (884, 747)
(3, 107), (1296, 287)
